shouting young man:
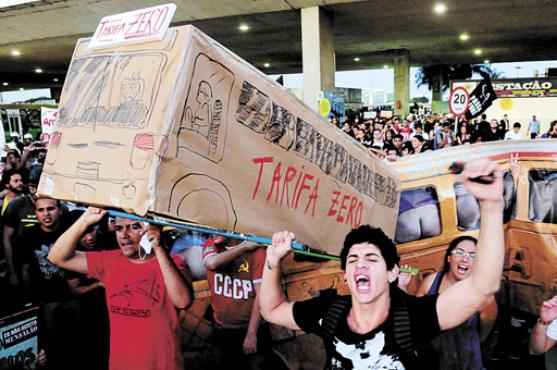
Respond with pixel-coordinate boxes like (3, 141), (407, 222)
(260, 159), (505, 370)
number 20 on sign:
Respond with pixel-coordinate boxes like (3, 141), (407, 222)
(449, 87), (470, 116)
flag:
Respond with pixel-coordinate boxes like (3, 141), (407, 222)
(465, 74), (497, 120)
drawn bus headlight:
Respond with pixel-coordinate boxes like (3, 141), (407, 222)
(131, 133), (154, 170)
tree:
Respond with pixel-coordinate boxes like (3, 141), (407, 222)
(415, 64), (502, 93)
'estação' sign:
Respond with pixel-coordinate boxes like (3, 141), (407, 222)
(492, 78), (557, 98)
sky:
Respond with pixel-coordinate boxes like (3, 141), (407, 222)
(2, 61), (557, 104)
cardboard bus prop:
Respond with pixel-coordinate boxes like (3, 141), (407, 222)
(38, 24), (400, 255)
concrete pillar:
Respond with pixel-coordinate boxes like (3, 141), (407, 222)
(394, 50), (410, 117)
(301, 7), (335, 112)
(50, 86), (63, 103)
(431, 70), (444, 114)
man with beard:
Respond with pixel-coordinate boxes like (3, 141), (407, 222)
(2, 169), (37, 290)
(0, 169), (25, 214)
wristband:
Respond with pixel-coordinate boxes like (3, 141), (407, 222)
(266, 259), (276, 270)
(538, 318), (552, 326)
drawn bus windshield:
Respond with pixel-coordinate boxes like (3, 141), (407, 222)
(57, 53), (165, 130)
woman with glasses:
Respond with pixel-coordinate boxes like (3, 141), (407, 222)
(416, 235), (498, 370)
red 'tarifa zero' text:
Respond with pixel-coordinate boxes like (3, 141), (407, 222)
(327, 191), (363, 228)
(251, 156), (319, 217)
(251, 156), (364, 228)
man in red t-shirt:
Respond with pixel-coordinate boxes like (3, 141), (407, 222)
(203, 236), (273, 369)
(47, 207), (192, 370)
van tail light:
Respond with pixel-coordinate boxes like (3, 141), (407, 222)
(134, 134), (154, 151)
(50, 132), (62, 147)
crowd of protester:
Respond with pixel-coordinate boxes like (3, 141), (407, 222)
(0, 107), (555, 370)
(328, 111), (557, 161)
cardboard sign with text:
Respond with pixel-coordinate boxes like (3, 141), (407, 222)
(40, 107), (59, 143)
(0, 307), (39, 369)
(38, 25), (400, 255)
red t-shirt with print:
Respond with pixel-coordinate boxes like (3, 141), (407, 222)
(87, 250), (184, 370)
(203, 239), (265, 328)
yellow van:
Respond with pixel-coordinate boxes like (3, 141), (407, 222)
(392, 139), (557, 315)
(180, 139), (557, 368)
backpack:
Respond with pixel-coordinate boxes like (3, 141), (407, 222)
(321, 287), (418, 368)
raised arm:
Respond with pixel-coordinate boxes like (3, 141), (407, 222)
(259, 231), (300, 331)
(204, 238), (260, 271)
(48, 207), (106, 274)
(436, 160), (505, 330)
(415, 272), (437, 298)
(146, 226), (193, 310)
(530, 296), (557, 354)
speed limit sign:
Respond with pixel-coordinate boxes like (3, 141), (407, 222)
(449, 87), (470, 116)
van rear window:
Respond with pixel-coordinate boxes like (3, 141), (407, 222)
(529, 169), (557, 224)
(395, 186), (441, 243)
(454, 170), (516, 231)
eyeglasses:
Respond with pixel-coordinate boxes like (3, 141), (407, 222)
(452, 248), (476, 260)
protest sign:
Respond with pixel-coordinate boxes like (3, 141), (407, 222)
(0, 307), (39, 370)
(38, 25), (400, 255)
(40, 107), (58, 143)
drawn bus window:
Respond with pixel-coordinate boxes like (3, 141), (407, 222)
(177, 53), (235, 163)
(57, 53), (164, 129)
(455, 170), (516, 230)
(529, 169), (557, 224)
(395, 186), (441, 243)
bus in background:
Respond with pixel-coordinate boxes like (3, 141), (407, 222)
(392, 139), (557, 317)
(180, 139), (557, 369)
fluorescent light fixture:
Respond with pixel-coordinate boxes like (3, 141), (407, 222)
(263, 63), (270, 68)
(34, 68), (43, 73)
(473, 48), (482, 56)
(11, 49), (21, 57)
(53, 78), (59, 82)
(353, 57), (360, 62)
(484, 59), (490, 64)
(2, 82), (8, 86)
(433, 2), (447, 14)
(238, 23), (250, 32)
(459, 33), (470, 42)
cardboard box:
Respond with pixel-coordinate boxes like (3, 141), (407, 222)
(39, 25), (400, 255)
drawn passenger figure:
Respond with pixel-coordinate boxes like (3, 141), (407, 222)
(111, 73), (148, 127)
(178, 53), (234, 162)
(184, 81), (212, 138)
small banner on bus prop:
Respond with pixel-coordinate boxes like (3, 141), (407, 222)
(38, 23), (401, 256)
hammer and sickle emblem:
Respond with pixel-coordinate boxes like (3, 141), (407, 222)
(238, 258), (249, 273)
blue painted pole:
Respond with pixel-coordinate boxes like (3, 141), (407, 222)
(106, 209), (340, 261)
